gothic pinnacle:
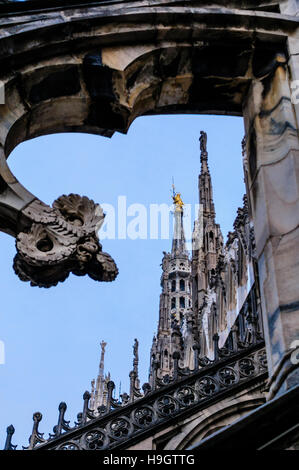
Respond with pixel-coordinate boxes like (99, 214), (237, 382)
(199, 130), (209, 170)
(199, 130), (207, 154)
(198, 130), (215, 216)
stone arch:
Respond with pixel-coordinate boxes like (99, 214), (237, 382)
(163, 395), (265, 450)
(2, 39), (254, 156)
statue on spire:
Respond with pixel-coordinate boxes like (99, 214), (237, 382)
(130, 339), (141, 399)
(172, 183), (184, 212)
(133, 338), (139, 374)
(199, 130), (207, 154)
(99, 340), (107, 374)
(173, 192), (184, 211)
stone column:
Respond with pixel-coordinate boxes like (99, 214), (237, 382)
(243, 43), (299, 398)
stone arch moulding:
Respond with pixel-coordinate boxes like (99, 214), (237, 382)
(163, 394), (266, 450)
(0, 2), (298, 397)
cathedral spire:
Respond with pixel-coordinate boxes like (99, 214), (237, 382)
(90, 340), (109, 412)
(171, 188), (187, 256)
(199, 131), (215, 217)
(192, 131), (223, 313)
(149, 186), (193, 385)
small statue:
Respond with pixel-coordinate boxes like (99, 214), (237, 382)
(199, 130), (207, 153)
(173, 192), (184, 211)
(133, 338), (139, 367)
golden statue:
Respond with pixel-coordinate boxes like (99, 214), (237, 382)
(173, 191), (184, 211)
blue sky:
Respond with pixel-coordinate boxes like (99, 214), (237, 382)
(0, 114), (244, 448)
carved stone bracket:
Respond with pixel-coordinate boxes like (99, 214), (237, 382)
(13, 194), (118, 288)
(0, 139), (118, 288)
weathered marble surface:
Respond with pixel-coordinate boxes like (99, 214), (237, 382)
(244, 48), (299, 396)
(128, 378), (266, 450)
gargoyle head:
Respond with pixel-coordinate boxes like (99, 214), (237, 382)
(13, 194), (118, 288)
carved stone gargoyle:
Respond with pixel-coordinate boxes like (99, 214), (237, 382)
(0, 143), (118, 288)
(13, 194), (118, 288)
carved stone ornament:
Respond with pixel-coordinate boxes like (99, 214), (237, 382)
(13, 194), (118, 288)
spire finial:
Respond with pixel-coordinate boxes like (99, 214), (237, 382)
(199, 130), (209, 171)
(198, 131), (215, 216)
(199, 130), (207, 155)
(4, 425), (17, 450)
(171, 183), (187, 255)
(90, 340), (108, 412)
(133, 338), (141, 390)
(172, 178), (184, 212)
(173, 192), (184, 212)
(99, 340), (107, 376)
(133, 338), (139, 375)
